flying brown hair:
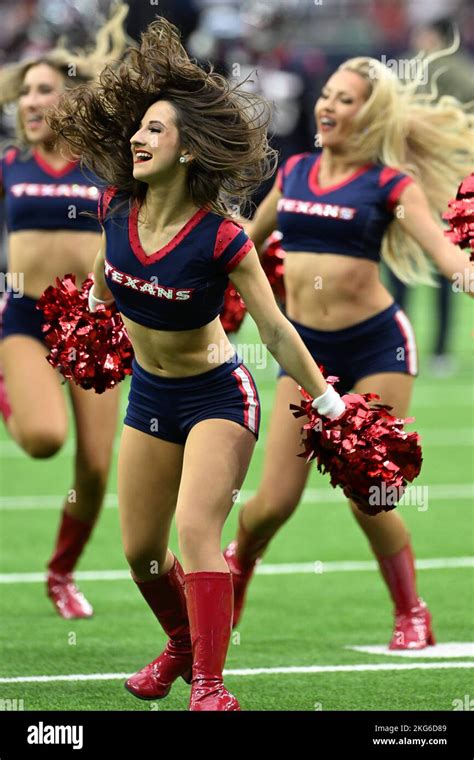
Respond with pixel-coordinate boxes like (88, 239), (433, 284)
(48, 17), (278, 217)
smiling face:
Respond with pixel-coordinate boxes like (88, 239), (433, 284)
(130, 100), (188, 183)
(314, 69), (370, 149)
(19, 63), (65, 145)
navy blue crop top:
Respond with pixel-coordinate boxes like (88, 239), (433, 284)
(276, 151), (413, 261)
(0, 147), (102, 233)
(99, 188), (253, 331)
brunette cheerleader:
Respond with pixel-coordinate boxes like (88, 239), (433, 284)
(48, 19), (373, 710)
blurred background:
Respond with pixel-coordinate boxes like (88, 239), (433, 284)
(1, 0), (473, 149)
(2, 0), (474, 156)
(0, 2), (472, 713)
(1, 0), (473, 371)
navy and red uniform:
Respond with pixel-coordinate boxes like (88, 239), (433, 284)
(0, 146), (102, 343)
(99, 188), (260, 444)
(276, 151), (418, 393)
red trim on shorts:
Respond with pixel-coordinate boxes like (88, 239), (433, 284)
(394, 309), (418, 375)
(231, 364), (259, 434)
(0, 292), (11, 339)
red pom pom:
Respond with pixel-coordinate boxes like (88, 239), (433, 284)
(37, 274), (134, 393)
(443, 173), (474, 261)
(290, 380), (423, 516)
(261, 231), (286, 302)
(220, 283), (247, 334)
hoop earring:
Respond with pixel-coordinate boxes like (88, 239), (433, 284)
(179, 156), (187, 164)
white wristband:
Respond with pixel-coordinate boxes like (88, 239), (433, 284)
(311, 385), (345, 420)
(88, 288), (115, 313)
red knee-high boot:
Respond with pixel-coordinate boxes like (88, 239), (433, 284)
(125, 556), (193, 700)
(224, 510), (272, 628)
(376, 542), (435, 650)
(46, 508), (95, 619)
(185, 571), (240, 711)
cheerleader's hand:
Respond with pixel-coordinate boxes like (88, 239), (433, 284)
(311, 384), (346, 420)
(88, 288), (115, 313)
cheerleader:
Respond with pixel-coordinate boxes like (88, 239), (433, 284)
(224, 55), (474, 648)
(49, 18), (364, 710)
(0, 4), (128, 618)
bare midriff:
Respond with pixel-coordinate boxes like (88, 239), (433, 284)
(8, 229), (101, 298)
(283, 251), (394, 330)
(122, 313), (235, 377)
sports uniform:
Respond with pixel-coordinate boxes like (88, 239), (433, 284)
(98, 187), (260, 442)
(275, 151), (417, 392)
(224, 151), (434, 652)
(0, 146), (102, 342)
(95, 187), (263, 710)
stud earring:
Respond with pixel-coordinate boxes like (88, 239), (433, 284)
(179, 156), (187, 164)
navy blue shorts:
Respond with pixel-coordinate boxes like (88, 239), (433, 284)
(0, 292), (45, 343)
(124, 354), (261, 444)
(278, 302), (418, 394)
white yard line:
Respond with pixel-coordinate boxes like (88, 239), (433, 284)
(346, 643), (474, 659)
(0, 557), (472, 584)
(0, 483), (472, 511)
(0, 661), (473, 684)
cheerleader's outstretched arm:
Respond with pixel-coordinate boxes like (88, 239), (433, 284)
(229, 246), (344, 418)
(396, 182), (473, 295)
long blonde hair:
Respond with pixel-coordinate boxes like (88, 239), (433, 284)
(337, 41), (473, 284)
(0, 2), (130, 146)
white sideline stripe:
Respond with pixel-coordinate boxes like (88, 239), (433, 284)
(255, 557), (474, 575)
(0, 557), (472, 584)
(0, 483), (473, 510)
(347, 643), (474, 659)
(226, 662), (474, 675)
(0, 662), (473, 684)
(0, 426), (472, 457)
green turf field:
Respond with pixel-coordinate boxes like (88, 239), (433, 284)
(0, 284), (473, 712)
